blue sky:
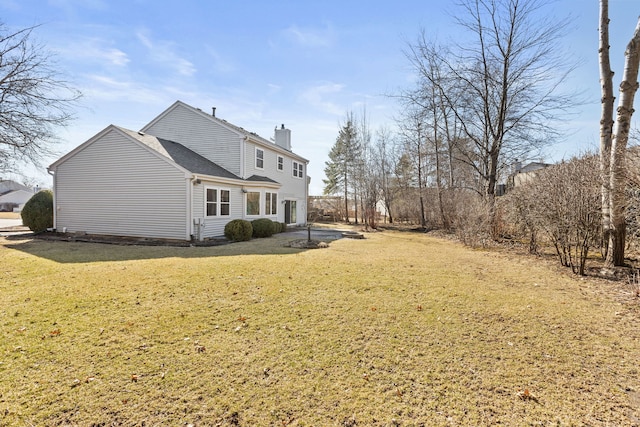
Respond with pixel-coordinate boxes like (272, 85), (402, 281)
(1, 0), (639, 194)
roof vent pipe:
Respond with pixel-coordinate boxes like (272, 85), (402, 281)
(281, 124), (285, 129)
(212, 107), (216, 117)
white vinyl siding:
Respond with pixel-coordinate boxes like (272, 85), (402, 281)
(54, 129), (188, 240)
(192, 183), (243, 238)
(242, 140), (307, 224)
(143, 103), (242, 176)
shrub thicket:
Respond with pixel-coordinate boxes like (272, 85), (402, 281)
(21, 190), (54, 233)
(224, 219), (252, 242)
(504, 154), (601, 275)
(251, 218), (276, 238)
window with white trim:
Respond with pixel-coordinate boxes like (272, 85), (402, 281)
(265, 192), (277, 215)
(246, 191), (260, 216)
(206, 188), (230, 217)
(255, 148), (264, 169)
(293, 161), (304, 178)
(277, 155), (284, 171)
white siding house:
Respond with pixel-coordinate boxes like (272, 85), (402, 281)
(0, 180), (35, 211)
(48, 101), (309, 241)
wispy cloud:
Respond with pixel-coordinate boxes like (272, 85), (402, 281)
(48, 0), (108, 13)
(82, 74), (166, 104)
(136, 29), (196, 77)
(0, 0), (20, 11)
(204, 46), (235, 73)
(281, 23), (335, 48)
(267, 83), (282, 94)
(56, 37), (129, 67)
(299, 82), (345, 115)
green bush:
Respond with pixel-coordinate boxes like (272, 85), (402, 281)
(21, 190), (54, 233)
(224, 219), (253, 242)
(251, 218), (276, 238)
(272, 221), (282, 233)
(280, 222), (287, 233)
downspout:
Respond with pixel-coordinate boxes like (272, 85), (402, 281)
(187, 175), (194, 241)
(47, 168), (56, 231)
(239, 135), (247, 178)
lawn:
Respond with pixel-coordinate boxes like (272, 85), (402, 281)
(1, 230), (639, 426)
(0, 212), (21, 219)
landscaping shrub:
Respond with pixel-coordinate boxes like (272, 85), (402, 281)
(21, 190), (53, 233)
(224, 219), (252, 241)
(251, 218), (276, 238)
(272, 221), (282, 233)
(280, 222), (287, 232)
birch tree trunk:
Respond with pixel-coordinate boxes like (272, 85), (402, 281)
(606, 17), (640, 267)
(599, 0), (614, 257)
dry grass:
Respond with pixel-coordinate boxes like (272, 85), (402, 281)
(1, 230), (639, 426)
(0, 212), (20, 219)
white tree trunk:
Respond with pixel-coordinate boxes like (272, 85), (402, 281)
(599, 0), (614, 255)
(606, 16), (640, 267)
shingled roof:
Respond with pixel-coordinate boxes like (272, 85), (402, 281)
(120, 127), (242, 180)
(245, 174), (280, 184)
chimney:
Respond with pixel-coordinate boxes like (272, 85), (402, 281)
(274, 124), (291, 151)
(212, 107), (216, 117)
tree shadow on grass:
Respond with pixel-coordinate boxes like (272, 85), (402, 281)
(2, 233), (312, 263)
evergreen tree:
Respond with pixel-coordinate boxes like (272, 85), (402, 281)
(323, 115), (359, 222)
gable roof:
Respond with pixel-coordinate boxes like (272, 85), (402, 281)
(0, 189), (34, 203)
(0, 180), (31, 194)
(142, 100), (308, 163)
(518, 162), (551, 174)
(50, 125), (281, 187)
(119, 128), (241, 180)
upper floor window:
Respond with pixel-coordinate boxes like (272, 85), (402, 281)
(206, 188), (230, 216)
(277, 155), (284, 171)
(293, 161), (304, 178)
(256, 148), (264, 169)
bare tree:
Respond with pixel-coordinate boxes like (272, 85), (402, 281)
(599, 0), (615, 257)
(402, 40), (456, 229)
(0, 23), (80, 172)
(396, 110), (428, 229)
(373, 126), (397, 223)
(600, 2), (640, 267)
(406, 0), (575, 234)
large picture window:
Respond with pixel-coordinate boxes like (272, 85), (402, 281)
(206, 188), (230, 216)
(256, 148), (264, 169)
(265, 192), (277, 215)
(246, 191), (260, 216)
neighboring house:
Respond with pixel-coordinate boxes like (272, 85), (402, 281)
(48, 101), (309, 241)
(0, 180), (35, 211)
(505, 161), (552, 192)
